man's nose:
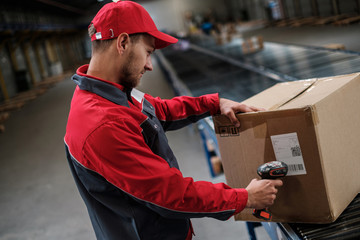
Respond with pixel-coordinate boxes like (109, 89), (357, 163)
(145, 57), (153, 71)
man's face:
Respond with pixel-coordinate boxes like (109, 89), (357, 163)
(120, 34), (155, 89)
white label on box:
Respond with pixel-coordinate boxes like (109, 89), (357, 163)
(270, 132), (307, 176)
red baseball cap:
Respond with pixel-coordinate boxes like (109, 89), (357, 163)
(90, 0), (178, 49)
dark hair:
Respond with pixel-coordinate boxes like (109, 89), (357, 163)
(88, 24), (146, 53)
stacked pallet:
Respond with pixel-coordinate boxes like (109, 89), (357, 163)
(0, 71), (72, 133)
(313, 14), (348, 25)
(334, 15), (360, 25)
(273, 14), (360, 27)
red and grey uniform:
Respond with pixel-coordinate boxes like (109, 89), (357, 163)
(64, 65), (248, 240)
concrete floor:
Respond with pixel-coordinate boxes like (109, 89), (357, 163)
(1, 25), (359, 240)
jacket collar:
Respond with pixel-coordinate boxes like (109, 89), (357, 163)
(72, 64), (130, 107)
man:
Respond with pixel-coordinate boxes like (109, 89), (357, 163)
(64, 1), (283, 240)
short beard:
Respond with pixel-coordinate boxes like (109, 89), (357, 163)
(120, 51), (139, 89)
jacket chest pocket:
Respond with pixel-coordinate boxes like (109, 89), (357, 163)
(141, 118), (178, 169)
(141, 118), (161, 142)
(141, 99), (163, 143)
(140, 100), (179, 169)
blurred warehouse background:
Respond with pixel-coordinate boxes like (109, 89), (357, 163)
(1, 0), (360, 239)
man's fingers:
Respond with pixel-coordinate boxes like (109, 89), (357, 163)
(235, 104), (265, 114)
(227, 111), (240, 127)
(235, 104), (252, 113)
(245, 178), (284, 209)
(272, 179), (283, 187)
(219, 98), (266, 128)
(249, 105), (266, 112)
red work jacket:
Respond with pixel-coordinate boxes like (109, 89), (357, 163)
(64, 65), (248, 240)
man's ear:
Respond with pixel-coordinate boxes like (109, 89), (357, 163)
(116, 33), (130, 54)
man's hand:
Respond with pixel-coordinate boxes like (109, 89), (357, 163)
(219, 98), (264, 127)
(245, 178), (283, 209)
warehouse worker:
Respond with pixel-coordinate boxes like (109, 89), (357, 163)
(64, 1), (283, 240)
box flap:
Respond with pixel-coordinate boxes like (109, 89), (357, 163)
(279, 73), (360, 110)
(243, 73), (360, 111)
(242, 78), (316, 110)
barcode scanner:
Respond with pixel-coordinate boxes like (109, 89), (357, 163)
(252, 161), (288, 220)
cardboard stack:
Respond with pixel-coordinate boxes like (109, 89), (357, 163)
(213, 72), (360, 223)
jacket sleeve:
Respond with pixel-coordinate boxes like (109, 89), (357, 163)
(83, 118), (248, 220)
(145, 93), (220, 131)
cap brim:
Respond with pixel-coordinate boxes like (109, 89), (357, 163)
(148, 30), (178, 49)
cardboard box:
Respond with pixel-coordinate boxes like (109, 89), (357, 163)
(213, 72), (360, 223)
